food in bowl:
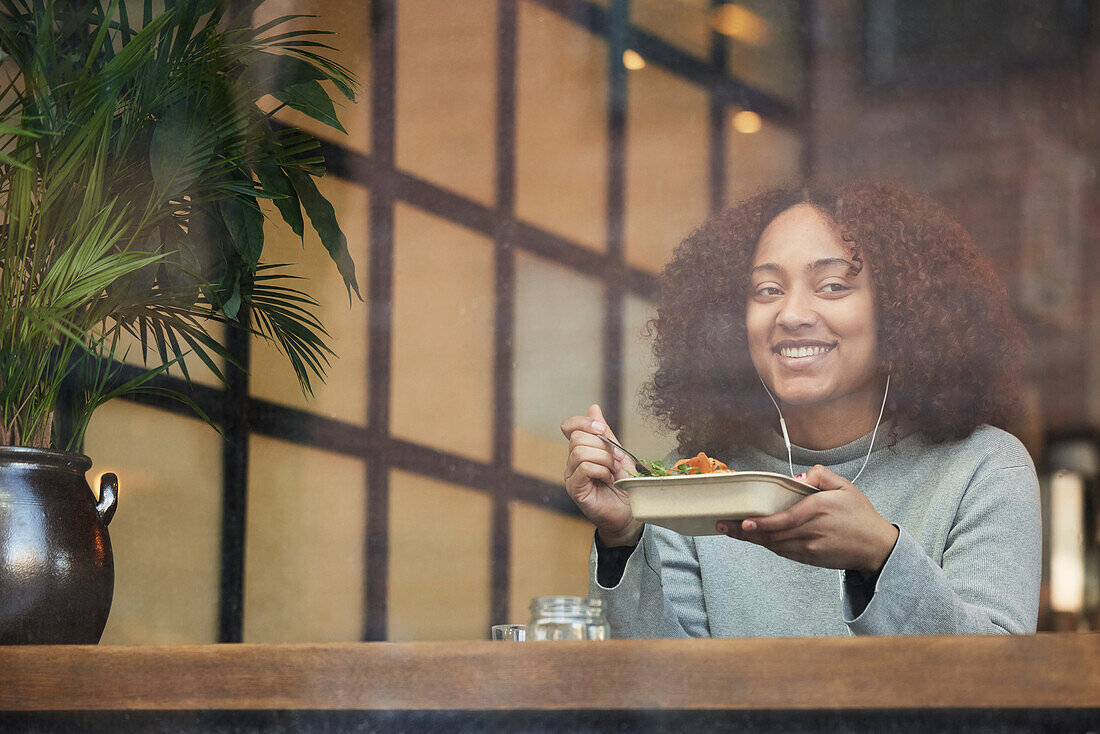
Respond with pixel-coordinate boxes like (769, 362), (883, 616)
(673, 452), (731, 474)
(633, 451), (734, 477)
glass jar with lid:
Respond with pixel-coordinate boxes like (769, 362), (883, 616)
(528, 596), (610, 640)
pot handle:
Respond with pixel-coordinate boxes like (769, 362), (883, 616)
(96, 473), (118, 526)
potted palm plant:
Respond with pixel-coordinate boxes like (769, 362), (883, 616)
(0, 0), (359, 643)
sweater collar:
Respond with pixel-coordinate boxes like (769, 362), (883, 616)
(755, 416), (911, 466)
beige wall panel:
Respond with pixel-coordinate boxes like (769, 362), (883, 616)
(725, 109), (803, 205)
(632, 0), (711, 59)
(85, 401), (222, 644)
(243, 436), (366, 643)
(396, 0), (497, 205)
(388, 470), (492, 641)
(515, 1), (608, 252)
(621, 294), (678, 463)
(625, 66), (709, 272)
(508, 502), (593, 623)
(391, 204), (494, 461)
(254, 0), (372, 153)
(512, 252), (604, 482)
(250, 177), (369, 425)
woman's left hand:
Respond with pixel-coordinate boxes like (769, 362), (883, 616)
(716, 464), (899, 576)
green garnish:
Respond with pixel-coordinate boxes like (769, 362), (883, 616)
(632, 460), (693, 477)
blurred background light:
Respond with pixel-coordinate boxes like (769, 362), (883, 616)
(708, 3), (771, 46)
(622, 49), (646, 70)
(732, 109), (762, 134)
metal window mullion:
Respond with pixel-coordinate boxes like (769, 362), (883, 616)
(365, 0), (397, 643)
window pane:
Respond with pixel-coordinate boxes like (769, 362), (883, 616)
(621, 294), (678, 462)
(513, 252), (605, 482)
(632, 0), (711, 60)
(85, 402), (222, 644)
(253, 0), (372, 153)
(516, 0), (608, 251)
(508, 501), (592, 622)
(250, 177), (370, 426)
(724, 0), (803, 107)
(625, 66), (709, 272)
(725, 108), (803, 205)
(244, 436), (366, 642)
(388, 470), (491, 640)
(391, 204), (495, 461)
(396, 0), (497, 204)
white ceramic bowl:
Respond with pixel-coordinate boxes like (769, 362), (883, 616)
(614, 471), (816, 536)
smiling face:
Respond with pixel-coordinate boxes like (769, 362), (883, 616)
(746, 204), (881, 415)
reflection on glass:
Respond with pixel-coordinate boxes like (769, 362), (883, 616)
(388, 470), (491, 641)
(731, 109), (763, 134)
(622, 49), (647, 71)
(724, 0), (803, 106)
(85, 401), (222, 644)
(725, 106), (802, 205)
(625, 65), (709, 272)
(632, 0), (712, 60)
(516, 0), (608, 252)
(621, 295), (677, 462)
(396, 0), (497, 204)
(709, 4), (772, 46)
(243, 436), (366, 642)
(250, 177), (370, 425)
(513, 252), (605, 482)
(252, 0), (372, 153)
(391, 204), (495, 461)
(1050, 470), (1086, 613)
(508, 501), (593, 621)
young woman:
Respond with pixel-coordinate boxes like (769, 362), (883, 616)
(560, 185), (1041, 636)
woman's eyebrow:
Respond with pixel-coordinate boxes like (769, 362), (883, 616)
(750, 262), (782, 276)
(809, 257), (853, 272)
(750, 257), (853, 277)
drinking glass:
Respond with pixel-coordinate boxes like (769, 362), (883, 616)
(490, 624), (526, 641)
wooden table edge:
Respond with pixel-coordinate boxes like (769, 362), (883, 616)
(1, 634), (1097, 712)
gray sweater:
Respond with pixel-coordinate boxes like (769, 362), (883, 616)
(590, 424), (1041, 636)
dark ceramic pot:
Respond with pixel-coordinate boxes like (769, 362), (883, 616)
(0, 447), (117, 644)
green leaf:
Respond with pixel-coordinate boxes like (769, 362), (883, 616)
(272, 79), (346, 133)
(287, 169), (361, 300)
(188, 203), (232, 281)
(220, 195), (264, 268)
(118, 229), (162, 299)
(157, 223), (203, 300)
(254, 50), (328, 88)
(255, 163), (304, 238)
(222, 280), (242, 320)
(149, 107), (214, 201)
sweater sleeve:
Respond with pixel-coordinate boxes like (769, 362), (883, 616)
(589, 524), (711, 638)
(843, 464), (1041, 635)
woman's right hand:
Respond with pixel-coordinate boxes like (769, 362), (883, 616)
(560, 404), (643, 547)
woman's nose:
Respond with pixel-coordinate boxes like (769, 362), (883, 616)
(776, 291), (818, 330)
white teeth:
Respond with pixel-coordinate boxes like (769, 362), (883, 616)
(779, 345), (832, 358)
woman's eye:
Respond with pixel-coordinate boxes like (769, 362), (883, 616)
(820, 282), (850, 294)
(755, 286), (782, 297)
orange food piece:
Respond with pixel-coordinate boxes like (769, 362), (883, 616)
(673, 452), (729, 475)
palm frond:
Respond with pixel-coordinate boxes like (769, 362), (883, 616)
(0, 0), (360, 448)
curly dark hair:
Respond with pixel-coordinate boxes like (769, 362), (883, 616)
(643, 184), (1026, 456)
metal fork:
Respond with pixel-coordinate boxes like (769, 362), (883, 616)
(597, 434), (651, 476)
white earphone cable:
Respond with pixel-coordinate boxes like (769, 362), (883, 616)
(759, 374), (795, 477)
(760, 374), (891, 483)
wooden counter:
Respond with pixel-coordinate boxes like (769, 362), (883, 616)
(1, 635), (1098, 732)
